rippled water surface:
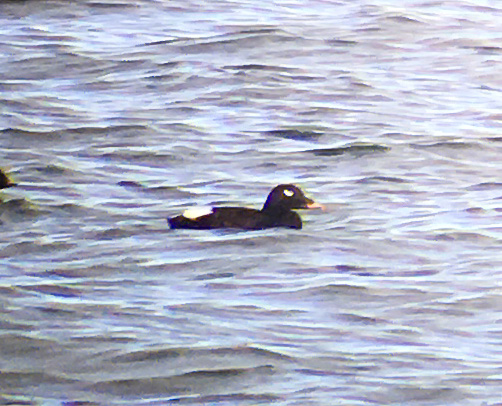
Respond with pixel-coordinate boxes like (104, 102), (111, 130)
(1, 0), (502, 404)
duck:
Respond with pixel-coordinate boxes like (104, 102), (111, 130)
(168, 184), (323, 230)
(0, 169), (16, 189)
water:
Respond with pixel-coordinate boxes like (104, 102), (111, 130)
(1, 0), (502, 404)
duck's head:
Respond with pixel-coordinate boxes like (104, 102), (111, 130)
(262, 184), (324, 212)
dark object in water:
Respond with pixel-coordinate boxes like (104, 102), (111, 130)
(168, 184), (323, 230)
(0, 169), (16, 189)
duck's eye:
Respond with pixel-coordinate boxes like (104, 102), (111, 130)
(283, 189), (294, 197)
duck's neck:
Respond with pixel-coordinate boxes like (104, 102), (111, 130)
(262, 202), (289, 216)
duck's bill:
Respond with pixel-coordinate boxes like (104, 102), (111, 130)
(306, 201), (325, 210)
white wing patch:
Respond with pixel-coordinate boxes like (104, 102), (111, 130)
(284, 189), (294, 197)
(183, 207), (213, 220)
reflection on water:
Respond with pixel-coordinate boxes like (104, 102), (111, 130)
(1, 0), (502, 404)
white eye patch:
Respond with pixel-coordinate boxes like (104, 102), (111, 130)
(183, 207), (213, 219)
(283, 189), (294, 197)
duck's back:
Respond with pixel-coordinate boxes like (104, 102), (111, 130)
(168, 207), (302, 230)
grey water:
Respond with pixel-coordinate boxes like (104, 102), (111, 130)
(1, 0), (502, 404)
